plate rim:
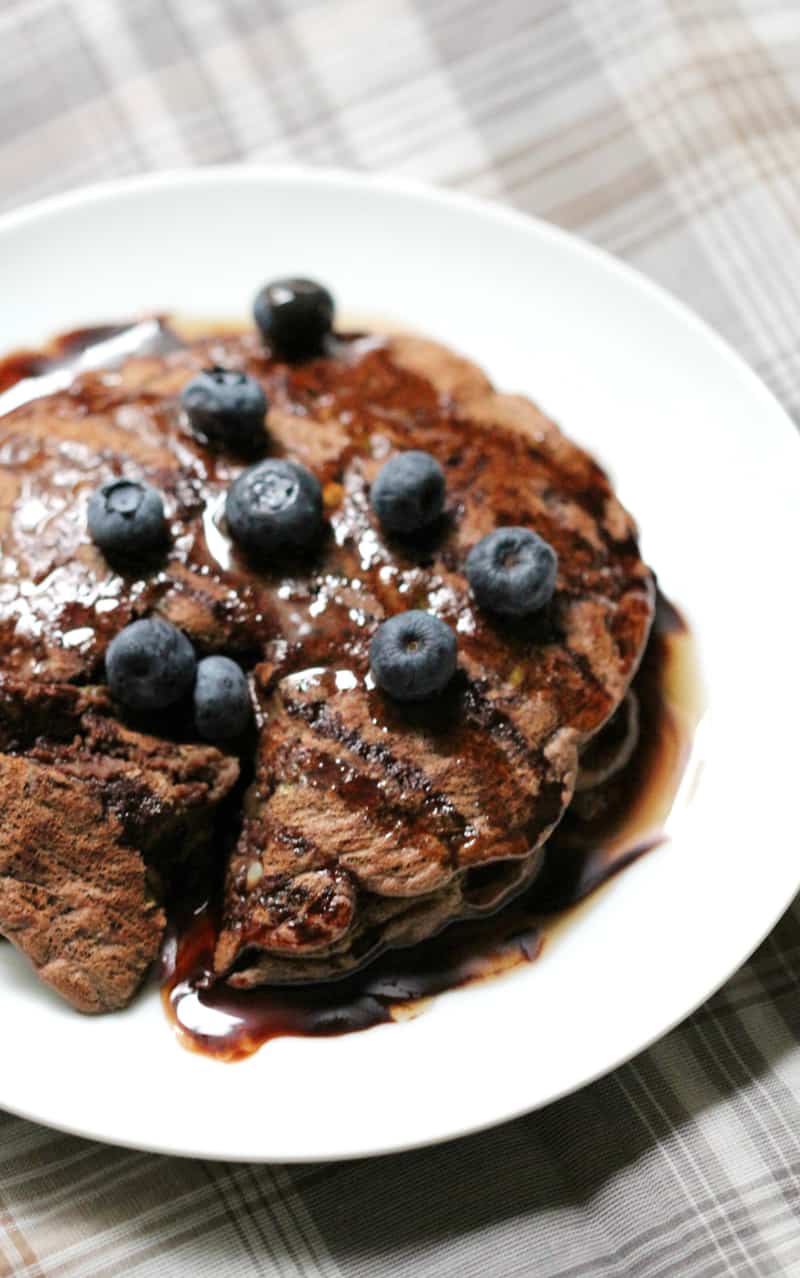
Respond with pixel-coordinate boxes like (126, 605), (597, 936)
(1, 164), (798, 1163)
(0, 161), (795, 431)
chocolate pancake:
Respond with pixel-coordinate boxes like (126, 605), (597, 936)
(0, 323), (653, 1003)
(0, 680), (237, 1011)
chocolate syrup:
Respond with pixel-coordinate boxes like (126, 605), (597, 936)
(162, 593), (700, 1061)
(0, 321), (698, 1051)
(0, 322), (160, 392)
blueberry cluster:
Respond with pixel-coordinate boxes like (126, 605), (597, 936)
(363, 437), (559, 698)
(106, 618), (251, 741)
(91, 276), (561, 718)
(365, 460), (558, 699)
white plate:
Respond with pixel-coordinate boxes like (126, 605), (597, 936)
(1, 168), (798, 1163)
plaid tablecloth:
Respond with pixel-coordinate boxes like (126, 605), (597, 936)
(2, 2), (800, 1275)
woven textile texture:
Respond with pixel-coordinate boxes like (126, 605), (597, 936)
(1, 2), (800, 1275)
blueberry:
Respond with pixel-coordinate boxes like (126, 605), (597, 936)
(194, 655), (251, 740)
(371, 450), (445, 535)
(87, 478), (167, 561)
(466, 527), (558, 617)
(253, 278), (334, 360)
(370, 610), (457, 701)
(225, 458), (323, 558)
(105, 617), (196, 711)
(181, 367), (267, 453)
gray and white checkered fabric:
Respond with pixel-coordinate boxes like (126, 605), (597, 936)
(2, 2), (800, 1275)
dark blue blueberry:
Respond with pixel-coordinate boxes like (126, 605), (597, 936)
(87, 478), (167, 561)
(193, 655), (252, 741)
(225, 458), (323, 558)
(105, 618), (197, 711)
(181, 367), (267, 453)
(466, 527), (558, 617)
(369, 610), (457, 702)
(371, 450), (445, 535)
(253, 278), (334, 360)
